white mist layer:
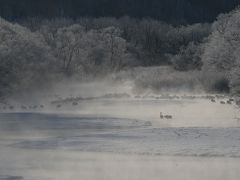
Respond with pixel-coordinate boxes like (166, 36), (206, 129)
(7, 80), (240, 128)
(1, 81), (240, 180)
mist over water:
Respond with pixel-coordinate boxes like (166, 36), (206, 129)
(1, 1), (240, 179)
(7, 79), (240, 128)
(1, 79), (240, 180)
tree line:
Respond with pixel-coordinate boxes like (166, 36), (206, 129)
(1, 8), (240, 96)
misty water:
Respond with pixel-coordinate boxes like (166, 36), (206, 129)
(1, 92), (240, 180)
(2, 1), (240, 179)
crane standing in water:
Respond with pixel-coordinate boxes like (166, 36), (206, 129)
(160, 112), (173, 119)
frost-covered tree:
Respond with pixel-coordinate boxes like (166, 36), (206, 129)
(21, 17), (210, 67)
(201, 8), (240, 94)
(0, 18), (56, 96)
(171, 42), (203, 71)
(100, 27), (129, 70)
(202, 14), (237, 72)
(54, 24), (86, 75)
(51, 25), (131, 76)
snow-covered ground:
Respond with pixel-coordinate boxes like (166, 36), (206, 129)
(1, 98), (240, 180)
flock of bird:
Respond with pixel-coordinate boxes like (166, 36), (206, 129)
(0, 101), (80, 111)
(0, 104), (45, 111)
(210, 97), (235, 105)
(157, 95), (238, 120)
(0, 95), (239, 120)
(160, 112), (173, 119)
